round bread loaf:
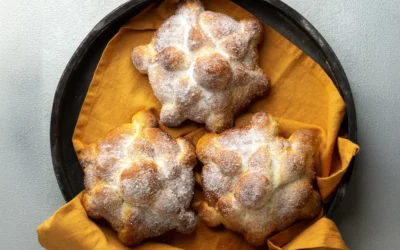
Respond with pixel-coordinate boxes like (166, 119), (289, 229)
(196, 112), (322, 246)
(131, 0), (269, 132)
(79, 111), (197, 245)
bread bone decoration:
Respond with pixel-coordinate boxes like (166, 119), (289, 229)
(131, 0), (269, 133)
(79, 111), (197, 245)
(196, 112), (322, 246)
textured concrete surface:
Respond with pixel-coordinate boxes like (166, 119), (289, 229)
(0, 0), (399, 249)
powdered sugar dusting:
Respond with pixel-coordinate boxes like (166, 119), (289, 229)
(131, 0), (269, 132)
(155, 15), (186, 52)
(79, 111), (197, 245)
(197, 112), (322, 246)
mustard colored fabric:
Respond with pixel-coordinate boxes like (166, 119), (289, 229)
(38, 1), (359, 249)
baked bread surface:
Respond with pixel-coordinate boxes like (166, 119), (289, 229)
(196, 112), (321, 246)
(132, 0), (269, 132)
(79, 111), (197, 245)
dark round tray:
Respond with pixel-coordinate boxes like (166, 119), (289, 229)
(50, 0), (357, 218)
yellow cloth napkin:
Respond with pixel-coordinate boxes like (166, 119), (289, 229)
(38, 0), (359, 249)
(38, 193), (347, 250)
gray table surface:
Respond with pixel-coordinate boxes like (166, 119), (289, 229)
(1, 0), (399, 249)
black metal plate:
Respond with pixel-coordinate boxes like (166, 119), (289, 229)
(50, 0), (357, 218)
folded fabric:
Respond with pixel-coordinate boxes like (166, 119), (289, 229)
(38, 0), (359, 249)
(37, 192), (348, 250)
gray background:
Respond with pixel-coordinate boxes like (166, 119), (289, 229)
(0, 0), (399, 249)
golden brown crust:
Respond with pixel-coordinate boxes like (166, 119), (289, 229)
(196, 112), (321, 246)
(79, 110), (197, 246)
(188, 27), (207, 50)
(156, 46), (190, 71)
(131, 0), (269, 132)
(193, 53), (232, 90)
